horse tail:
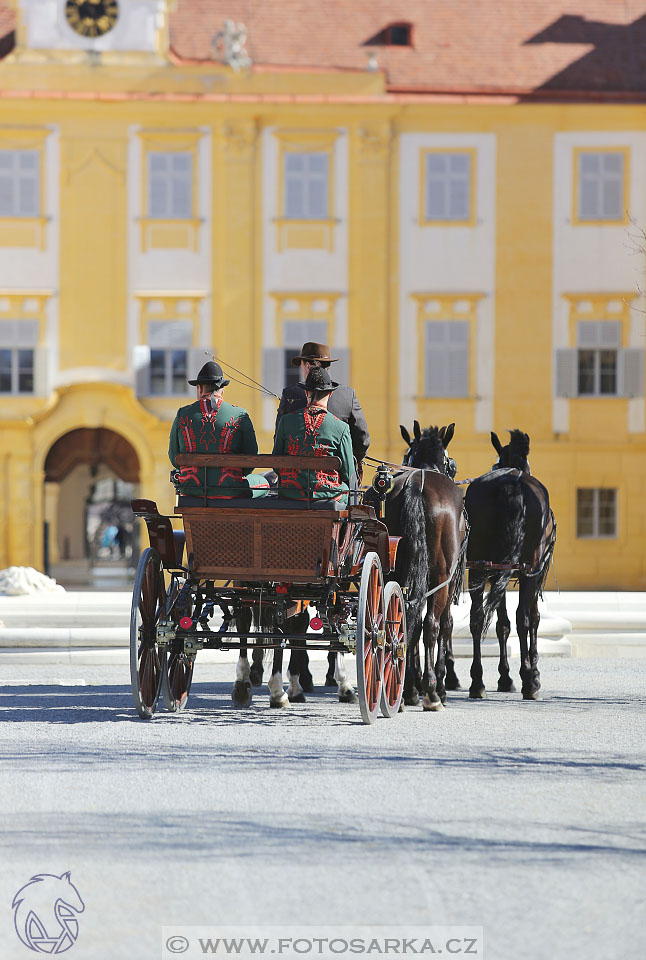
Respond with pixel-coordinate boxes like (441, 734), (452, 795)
(397, 479), (429, 636)
(481, 477), (525, 632)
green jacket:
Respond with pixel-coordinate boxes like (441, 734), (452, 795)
(169, 395), (266, 499)
(272, 404), (353, 505)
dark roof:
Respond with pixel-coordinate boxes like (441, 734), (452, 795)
(2, 2), (646, 96)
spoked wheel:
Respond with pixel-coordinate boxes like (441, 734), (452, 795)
(130, 548), (165, 719)
(380, 581), (407, 718)
(356, 551), (385, 725)
(161, 580), (194, 712)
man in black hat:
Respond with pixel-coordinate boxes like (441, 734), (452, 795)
(272, 366), (354, 509)
(169, 360), (268, 501)
(275, 342), (370, 469)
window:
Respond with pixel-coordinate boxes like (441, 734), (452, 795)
(576, 488), (617, 538)
(364, 22), (412, 46)
(424, 321), (469, 397)
(284, 153), (329, 220)
(0, 150), (40, 217)
(576, 150), (626, 222)
(577, 321), (620, 396)
(148, 152), (193, 219)
(148, 320), (191, 395)
(282, 319), (328, 388)
(0, 348), (34, 393)
(423, 151), (472, 223)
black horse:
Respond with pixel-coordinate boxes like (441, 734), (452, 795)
(464, 430), (556, 701)
(368, 422), (467, 710)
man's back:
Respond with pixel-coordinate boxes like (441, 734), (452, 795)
(276, 382), (370, 462)
(273, 406), (353, 505)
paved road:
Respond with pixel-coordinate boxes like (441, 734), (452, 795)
(0, 656), (644, 960)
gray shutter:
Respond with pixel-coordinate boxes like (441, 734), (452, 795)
(555, 348), (577, 397)
(262, 347), (286, 397)
(334, 347), (351, 386)
(188, 347), (211, 395)
(425, 322), (448, 397)
(447, 321), (469, 396)
(32, 346), (48, 397)
(133, 345), (151, 397)
(621, 349), (644, 398)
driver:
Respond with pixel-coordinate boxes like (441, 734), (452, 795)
(169, 361), (268, 502)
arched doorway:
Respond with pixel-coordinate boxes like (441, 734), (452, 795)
(44, 428), (140, 587)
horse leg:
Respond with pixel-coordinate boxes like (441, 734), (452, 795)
(517, 579), (540, 700)
(468, 577), (486, 699)
(422, 601), (444, 712)
(335, 653), (358, 704)
(444, 620), (461, 690)
(435, 592), (453, 704)
(496, 596), (516, 692)
(250, 644), (264, 687)
(287, 610), (310, 703)
(231, 607), (253, 707)
(325, 651), (338, 687)
(403, 602), (422, 706)
(268, 645), (289, 708)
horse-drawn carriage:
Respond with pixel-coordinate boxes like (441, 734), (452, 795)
(130, 453), (407, 724)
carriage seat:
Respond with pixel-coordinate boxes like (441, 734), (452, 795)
(176, 495), (344, 511)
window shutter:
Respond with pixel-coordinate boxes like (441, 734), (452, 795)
(134, 345), (151, 397)
(555, 348), (577, 397)
(425, 322), (448, 397)
(262, 347), (286, 397)
(149, 320), (192, 349)
(188, 347), (212, 395)
(283, 319), (328, 348)
(621, 349), (644, 398)
(600, 321), (622, 348)
(32, 346), (48, 397)
(446, 322), (469, 396)
(334, 347), (351, 386)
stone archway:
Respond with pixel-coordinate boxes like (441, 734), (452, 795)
(43, 428), (140, 579)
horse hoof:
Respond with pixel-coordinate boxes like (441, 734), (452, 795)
(445, 677), (461, 691)
(338, 689), (358, 704)
(231, 681), (252, 707)
(522, 689), (541, 701)
(398, 701), (405, 713)
(300, 671), (314, 694)
(324, 674), (338, 688)
(468, 687), (486, 700)
(270, 695), (289, 709)
(288, 692), (306, 704)
(404, 692), (419, 707)
(497, 679), (516, 693)
(422, 694), (445, 712)
(249, 666), (263, 687)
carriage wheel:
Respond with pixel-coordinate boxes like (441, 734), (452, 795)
(161, 581), (195, 713)
(356, 551), (385, 725)
(130, 548), (165, 719)
(380, 581), (407, 718)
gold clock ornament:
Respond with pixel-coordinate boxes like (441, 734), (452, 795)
(65, 0), (119, 38)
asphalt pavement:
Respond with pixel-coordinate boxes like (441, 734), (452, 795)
(0, 656), (644, 960)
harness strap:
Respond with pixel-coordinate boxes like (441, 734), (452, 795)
(421, 516), (470, 601)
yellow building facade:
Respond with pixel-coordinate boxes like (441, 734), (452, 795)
(0, 1), (645, 588)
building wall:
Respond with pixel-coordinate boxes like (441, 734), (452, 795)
(0, 60), (644, 587)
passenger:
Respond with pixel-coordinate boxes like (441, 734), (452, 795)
(272, 366), (354, 509)
(275, 341), (370, 489)
(169, 361), (268, 502)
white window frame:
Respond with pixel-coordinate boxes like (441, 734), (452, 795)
(147, 151), (193, 220)
(0, 347), (35, 394)
(424, 152), (472, 222)
(0, 149), (40, 217)
(577, 151), (625, 222)
(576, 488), (617, 539)
(284, 152), (329, 220)
(424, 320), (470, 397)
(576, 321), (621, 396)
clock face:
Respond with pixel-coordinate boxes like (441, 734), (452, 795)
(65, 0), (119, 39)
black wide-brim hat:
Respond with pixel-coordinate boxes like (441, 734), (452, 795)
(303, 367), (339, 393)
(188, 360), (230, 388)
(291, 341), (339, 366)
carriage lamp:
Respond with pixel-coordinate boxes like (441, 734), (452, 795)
(372, 464), (394, 497)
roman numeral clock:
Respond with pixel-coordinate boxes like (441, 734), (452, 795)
(13, 0), (172, 60)
(65, 0), (120, 39)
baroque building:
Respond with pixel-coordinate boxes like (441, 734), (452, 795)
(0, 0), (645, 588)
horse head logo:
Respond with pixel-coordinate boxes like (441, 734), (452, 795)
(12, 872), (85, 954)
